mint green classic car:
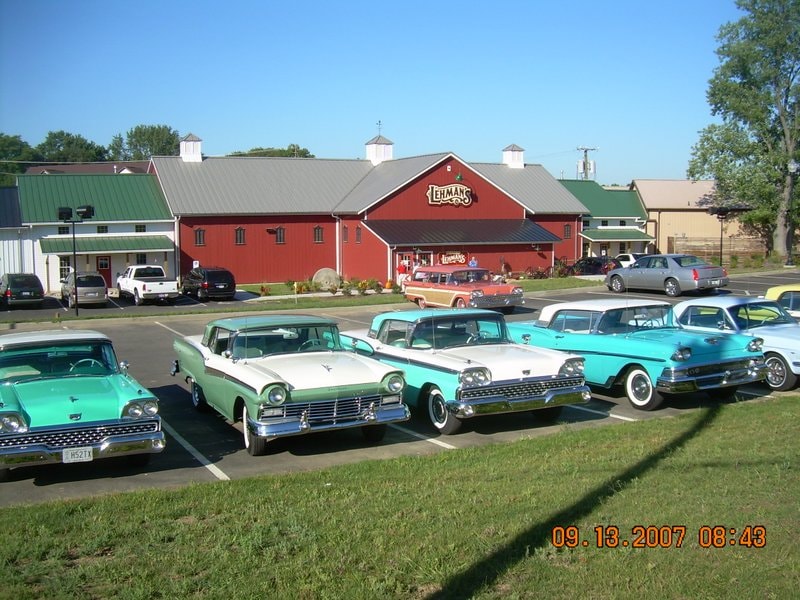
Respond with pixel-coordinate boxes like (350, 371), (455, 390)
(170, 315), (409, 455)
(0, 330), (166, 482)
(339, 309), (591, 435)
(506, 299), (768, 410)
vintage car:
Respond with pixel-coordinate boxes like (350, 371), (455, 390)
(672, 296), (800, 391)
(0, 330), (166, 482)
(171, 315), (409, 455)
(403, 265), (524, 313)
(763, 284), (800, 321)
(604, 253), (729, 297)
(505, 299), (768, 411)
(339, 308), (591, 435)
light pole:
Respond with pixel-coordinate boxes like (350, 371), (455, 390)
(707, 206), (752, 267)
(787, 159), (798, 267)
(58, 205), (94, 316)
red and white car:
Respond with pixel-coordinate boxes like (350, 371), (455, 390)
(403, 265), (524, 314)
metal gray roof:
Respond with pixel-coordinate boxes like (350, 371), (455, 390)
(0, 187), (21, 228)
(152, 156), (374, 215)
(362, 219), (561, 245)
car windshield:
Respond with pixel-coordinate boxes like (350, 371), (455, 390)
(596, 305), (673, 334)
(230, 324), (342, 357)
(77, 275), (106, 287)
(450, 269), (491, 283)
(0, 341), (117, 382)
(410, 315), (510, 350)
(729, 302), (795, 329)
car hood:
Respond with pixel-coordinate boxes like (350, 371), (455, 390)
(737, 323), (800, 347)
(2, 375), (152, 428)
(234, 351), (398, 392)
(428, 343), (573, 379)
(625, 328), (753, 356)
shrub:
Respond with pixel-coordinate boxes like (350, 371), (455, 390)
(259, 285), (271, 297)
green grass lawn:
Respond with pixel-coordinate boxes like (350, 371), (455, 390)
(2, 395), (797, 599)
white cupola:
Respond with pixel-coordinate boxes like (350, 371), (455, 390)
(180, 133), (203, 162)
(502, 144), (525, 169)
(365, 135), (393, 165)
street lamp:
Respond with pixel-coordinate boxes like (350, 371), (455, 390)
(58, 205), (94, 316)
(787, 159), (798, 267)
(707, 206), (752, 267)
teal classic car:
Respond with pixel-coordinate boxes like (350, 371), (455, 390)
(171, 315), (409, 455)
(506, 299), (768, 411)
(0, 330), (166, 482)
(339, 309), (591, 435)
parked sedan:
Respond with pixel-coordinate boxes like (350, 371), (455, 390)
(181, 266), (236, 301)
(763, 284), (800, 321)
(605, 254), (728, 297)
(60, 271), (109, 307)
(506, 299), (767, 410)
(673, 296), (800, 391)
(0, 273), (45, 309)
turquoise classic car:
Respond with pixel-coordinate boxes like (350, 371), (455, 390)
(171, 315), (409, 455)
(0, 330), (166, 482)
(339, 308), (591, 435)
(506, 299), (768, 411)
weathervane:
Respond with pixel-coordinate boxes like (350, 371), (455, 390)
(376, 120), (382, 136)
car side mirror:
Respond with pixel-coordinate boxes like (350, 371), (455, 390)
(119, 360), (130, 374)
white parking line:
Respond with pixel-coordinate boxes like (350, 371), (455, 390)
(160, 421), (230, 481)
(154, 321), (185, 336)
(570, 404), (638, 422)
(390, 424), (458, 449)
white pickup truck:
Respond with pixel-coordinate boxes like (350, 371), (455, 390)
(116, 265), (180, 305)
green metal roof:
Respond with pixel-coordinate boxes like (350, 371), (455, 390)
(579, 228), (654, 242)
(559, 180), (647, 219)
(17, 174), (172, 223)
(40, 235), (174, 254)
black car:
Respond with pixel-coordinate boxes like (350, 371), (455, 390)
(181, 266), (236, 301)
(0, 273), (45, 309)
(566, 256), (622, 276)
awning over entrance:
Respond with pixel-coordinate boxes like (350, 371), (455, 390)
(362, 219), (562, 245)
(40, 235), (174, 254)
(579, 228), (654, 242)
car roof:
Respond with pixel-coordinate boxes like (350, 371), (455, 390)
(674, 296), (778, 310)
(414, 265), (488, 273)
(372, 308), (502, 325)
(766, 284), (800, 294)
(538, 299), (670, 321)
(0, 329), (110, 349)
(209, 314), (336, 331)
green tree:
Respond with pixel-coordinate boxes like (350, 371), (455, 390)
(688, 0), (800, 261)
(0, 133), (42, 186)
(36, 130), (106, 163)
(107, 133), (129, 161)
(117, 124), (180, 160)
(228, 143), (314, 158)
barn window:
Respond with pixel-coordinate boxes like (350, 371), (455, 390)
(275, 226), (285, 244)
(563, 224), (572, 239)
(194, 228), (206, 246)
(343, 225), (349, 243)
(314, 226), (324, 244)
(235, 227), (246, 245)
(355, 226), (362, 244)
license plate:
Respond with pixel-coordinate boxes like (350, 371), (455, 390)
(63, 447), (93, 463)
(21, 291), (31, 296)
(158, 293), (167, 298)
(86, 292), (98, 297)
(216, 284), (226, 289)
(710, 279), (720, 285)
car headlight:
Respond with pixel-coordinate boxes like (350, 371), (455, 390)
(1, 413), (29, 433)
(747, 337), (764, 352)
(142, 400), (159, 416)
(671, 347), (692, 361)
(459, 367), (491, 386)
(125, 402), (144, 418)
(512, 287), (523, 295)
(383, 373), (405, 394)
(262, 385), (287, 406)
(470, 290), (484, 298)
(559, 358), (585, 376)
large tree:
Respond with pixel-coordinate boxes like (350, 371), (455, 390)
(0, 133), (42, 186)
(36, 130), (106, 163)
(228, 143), (314, 158)
(688, 0), (800, 261)
(109, 124), (180, 160)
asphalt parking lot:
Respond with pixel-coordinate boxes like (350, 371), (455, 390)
(1, 270), (797, 507)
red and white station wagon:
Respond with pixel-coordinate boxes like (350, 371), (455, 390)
(403, 265), (525, 314)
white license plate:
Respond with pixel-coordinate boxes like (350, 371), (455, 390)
(710, 279), (720, 285)
(21, 291), (31, 296)
(86, 292), (98, 297)
(215, 284), (226, 288)
(63, 447), (93, 463)
(158, 293), (167, 298)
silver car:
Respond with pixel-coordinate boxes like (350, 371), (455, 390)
(604, 254), (728, 297)
(61, 271), (109, 307)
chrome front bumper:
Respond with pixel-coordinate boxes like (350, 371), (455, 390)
(452, 383), (592, 419)
(657, 358), (768, 394)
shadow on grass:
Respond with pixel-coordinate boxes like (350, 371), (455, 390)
(427, 404), (721, 599)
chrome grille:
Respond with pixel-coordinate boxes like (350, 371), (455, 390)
(261, 396), (382, 424)
(677, 359), (756, 377)
(460, 377), (583, 401)
(0, 421), (161, 450)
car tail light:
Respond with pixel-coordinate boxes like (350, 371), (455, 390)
(3, 289), (9, 298)
(201, 282), (209, 289)
(692, 269), (699, 281)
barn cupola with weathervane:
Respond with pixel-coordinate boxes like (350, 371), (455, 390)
(365, 121), (394, 165)
(502, 144), (525, 169)
(180, 133), (203, 163)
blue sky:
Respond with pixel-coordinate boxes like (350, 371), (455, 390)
(0, 0), (743, 185)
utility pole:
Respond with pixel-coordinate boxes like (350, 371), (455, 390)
(577, 146), (598, 180)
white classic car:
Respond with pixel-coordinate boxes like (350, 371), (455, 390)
(672, 296), (800, 391)
(171, 315), (409, 455)
(340, 308), (591, 435)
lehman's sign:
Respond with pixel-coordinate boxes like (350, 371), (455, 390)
(427, 183), (473, 207)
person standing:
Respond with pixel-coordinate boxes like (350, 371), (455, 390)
(468, 256), (478, 267)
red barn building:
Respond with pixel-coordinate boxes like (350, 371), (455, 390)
(150, 135), (588, 284)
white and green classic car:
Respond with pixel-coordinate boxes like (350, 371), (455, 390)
(171, 315), (409, 455)
(339, 309), (591, 434)
(0, 330), (166, 482)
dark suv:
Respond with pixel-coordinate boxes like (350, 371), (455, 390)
(181, 267), (236, 301)
(0, 273), (45, 309)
